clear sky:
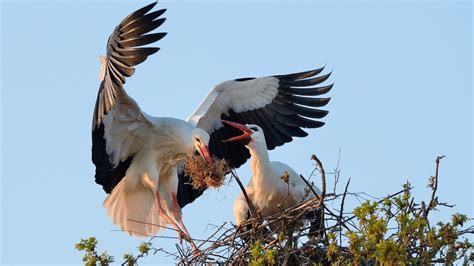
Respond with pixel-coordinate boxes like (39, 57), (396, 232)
(1, 0), (472, 264)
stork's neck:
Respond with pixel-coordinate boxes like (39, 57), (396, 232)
(152, 117), (194, 158)
(247, 140), (274, 190)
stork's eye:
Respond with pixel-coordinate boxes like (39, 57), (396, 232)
(249, 127), (258, 131)
(195, 137), (201, 143)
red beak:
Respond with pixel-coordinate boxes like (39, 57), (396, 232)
(221, 120), (252, 143)
(198, 145), (213, 165)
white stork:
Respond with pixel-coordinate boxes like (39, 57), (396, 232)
(92, 2), (332, 246)
(220, 120), (321, 226)
(92, 3), (211, 247)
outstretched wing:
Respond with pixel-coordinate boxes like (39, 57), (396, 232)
(93, 2), (166, 128)
(188, 67), (333, 169)
(92, 3), (167, 193)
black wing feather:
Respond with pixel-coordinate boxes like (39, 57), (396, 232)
(281, 83), (333, 96)
(208, 67), (333, 169)
(93, 2), (166, 128)
(179, 68), (332, 208)
(280, 72), (331, 87)
(92, 3), (166, 193)
(177, 172), (206, 208)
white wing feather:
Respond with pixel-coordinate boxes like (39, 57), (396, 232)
(103, 92), (154, 166)
(187, 77), (279, 133)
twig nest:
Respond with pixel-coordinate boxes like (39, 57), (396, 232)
(184, 153), (229, 190)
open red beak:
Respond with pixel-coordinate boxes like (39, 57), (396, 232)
(221, 120), (252, 143)
(198, 145), (213, 165)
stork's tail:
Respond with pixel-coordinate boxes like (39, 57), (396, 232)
(103, 179), (164, 237)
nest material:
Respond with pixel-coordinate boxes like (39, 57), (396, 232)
(184, 153), (229, 189)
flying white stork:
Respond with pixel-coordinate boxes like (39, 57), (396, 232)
(92, 3), (211, 248)
(92, 2), (333, 245)
(220, 120), (321, 226)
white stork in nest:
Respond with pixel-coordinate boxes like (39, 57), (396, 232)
(221, 121), (321, 227)
(92, 2), (333, 247)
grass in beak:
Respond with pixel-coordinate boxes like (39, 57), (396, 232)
(184, 153), (229, 189)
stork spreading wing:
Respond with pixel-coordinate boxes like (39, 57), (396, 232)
(92, 2), (167, 193)
(188, 67), (333, 168)
(89, 3), (333, 216)
(177, 68), (332, 207)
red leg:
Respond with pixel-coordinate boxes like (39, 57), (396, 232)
(172, 193), (199, 252)
(155, 191), (185, 242)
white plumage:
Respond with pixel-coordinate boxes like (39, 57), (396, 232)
(101, 110), (210, 238)
(220, 121), (321, 226)
(92, 3), (211, 248)
(188, 77), (279, 132)
(92, 2), (332, 247)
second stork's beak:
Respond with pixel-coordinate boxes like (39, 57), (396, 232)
(198, 145), (213, 165)
(221, 120), (253, 143)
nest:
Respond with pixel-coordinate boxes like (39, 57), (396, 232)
(183, 153), (229, 190)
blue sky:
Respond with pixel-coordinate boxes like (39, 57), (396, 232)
(1, 0), (472, 264)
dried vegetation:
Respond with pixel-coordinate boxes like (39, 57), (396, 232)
(183, 153), (229, 189)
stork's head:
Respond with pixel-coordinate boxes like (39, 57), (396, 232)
(221, 120), (266, 149)
(190, 128), (212, 164)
